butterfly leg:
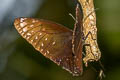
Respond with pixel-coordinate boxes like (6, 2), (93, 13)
(83, 43), (94, 56)
(98, 61), (106, 79)
(98, 69), (105, 80)
(82, 44), (90, 56)
(82, 31), (96, 41)
(83, 43), (93, 55)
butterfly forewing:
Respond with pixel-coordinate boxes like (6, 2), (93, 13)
(72, 4), (83, 75)
(14, 18), (79, 75)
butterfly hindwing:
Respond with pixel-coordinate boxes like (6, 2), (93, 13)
(14, 18), (77, 75)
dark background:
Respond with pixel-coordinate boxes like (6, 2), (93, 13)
(0, 0), (120, 80)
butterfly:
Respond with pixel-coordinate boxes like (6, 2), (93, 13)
(14, 3), (102, 76)
(14, 4), (83, 76)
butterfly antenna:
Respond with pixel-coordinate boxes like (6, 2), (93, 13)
(98, 69), (106, 80)
(69, 13), (76, 21)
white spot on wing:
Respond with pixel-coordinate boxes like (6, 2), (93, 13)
(52, 42), (56, 45)
(16, 25), (19, 28)
(18, 28), (21, 30)
(74, 56), (77, 58)
(27, 33), (31, 36)
(42, 28), (45, 31)
(44, 52), (46, 55)
(45, 38), (48, 41)
(47, 50), (49, 54)
(27, 36), (30, 39)
(32, 20), (36, 23)
(31, 40), (33, 43)
(39, 33), (42, 35)
(23, 27), (27, 32)
(35, 36), (38, 39)
(30, 24), (34, 27)
(19, 31), (22, 33)
(41, 43), (44, 46)
(40, 49), (43, 52)
(59, 59), (62, 62)
(21, 33), (25, 36)
(20, 18), (24, 22)
(66, 58), (69, 61)
(20, 22), (27, 27)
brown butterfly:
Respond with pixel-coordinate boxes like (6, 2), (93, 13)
(14, 4), (83, 76)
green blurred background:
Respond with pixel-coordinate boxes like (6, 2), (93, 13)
(0, 0), (120, 80)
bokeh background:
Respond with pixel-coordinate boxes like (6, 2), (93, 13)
(0, 0), (120, 80)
